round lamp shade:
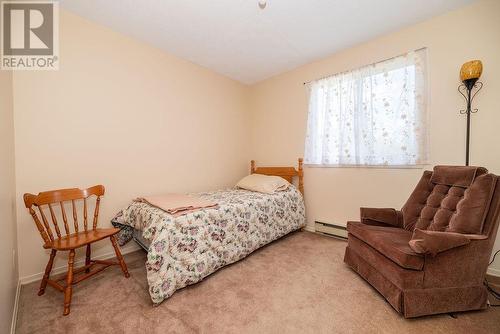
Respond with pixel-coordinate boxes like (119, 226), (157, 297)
(460, 60), (483, 82)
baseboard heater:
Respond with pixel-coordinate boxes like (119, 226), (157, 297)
(315, 221), (348, 240)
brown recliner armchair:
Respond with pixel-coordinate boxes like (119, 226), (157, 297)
(344, 166), (500, 318)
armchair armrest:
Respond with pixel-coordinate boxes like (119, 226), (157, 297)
(408, 229), (474, 257)
(360, 207), (403, 228)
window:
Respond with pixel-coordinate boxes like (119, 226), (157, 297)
(304, 49), (428, 167)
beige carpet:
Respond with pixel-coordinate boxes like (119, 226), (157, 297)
(16, 231), (500, 334)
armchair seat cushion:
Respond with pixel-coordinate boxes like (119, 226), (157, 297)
(347, 221), (424, 270)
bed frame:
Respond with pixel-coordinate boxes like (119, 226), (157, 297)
(250, 158), (304, 195)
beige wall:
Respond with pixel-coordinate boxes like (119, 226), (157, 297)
(13, 10), (251, 280)
(250, 0), (500, 273)
(0, 69), (18, 332)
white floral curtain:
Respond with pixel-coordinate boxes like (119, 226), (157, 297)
(304, 49), (428, 166)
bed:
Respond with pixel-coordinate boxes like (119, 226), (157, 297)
(112, 159), (306, 304)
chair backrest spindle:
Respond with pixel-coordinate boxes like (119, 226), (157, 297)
(48, 203), (62, 238)
(28, 207), (51, 245)
(93, 196), (101, 230)
(72, 200), (79, 233)
(60, 202), (70, 235)
(38, 206), (54, 241)
(83, 198), (88, 231)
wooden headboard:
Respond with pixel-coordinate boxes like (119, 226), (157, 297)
(250, 158), (304, 195)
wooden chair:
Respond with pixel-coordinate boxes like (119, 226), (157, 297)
(23, 185), (130, 316)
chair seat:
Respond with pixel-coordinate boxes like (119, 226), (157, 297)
(347, 221), (424, 270)
(44, 228), (120, 250)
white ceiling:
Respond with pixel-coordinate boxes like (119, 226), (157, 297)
(60, 0), (474, 84)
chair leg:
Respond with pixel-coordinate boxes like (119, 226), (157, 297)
(39, 249), (56, 296)
(63, 249), (75, 316)
(85, 244), (91, 273)
(110, 235), (130, 278)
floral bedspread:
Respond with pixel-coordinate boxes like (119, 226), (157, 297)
(112, 186), (306, 304)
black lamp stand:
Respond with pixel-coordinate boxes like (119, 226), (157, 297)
(458, 78), (483, 166)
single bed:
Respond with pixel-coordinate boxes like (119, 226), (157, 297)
(112, 159), (306, 304)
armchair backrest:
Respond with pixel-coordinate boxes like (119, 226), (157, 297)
(401, 166), (498, 236)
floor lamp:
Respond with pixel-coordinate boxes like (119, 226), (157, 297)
(458, 60), (483, 166)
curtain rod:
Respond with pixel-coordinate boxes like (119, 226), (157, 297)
(302, 47), (426, 85)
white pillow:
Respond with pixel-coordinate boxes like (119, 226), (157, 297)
(236, 174), (290, 194)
